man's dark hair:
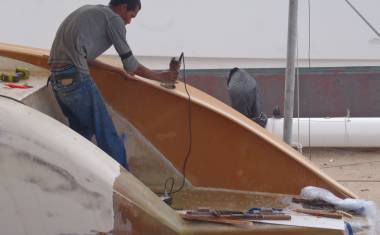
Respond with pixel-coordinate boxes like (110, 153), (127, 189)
(227, 67), (240, 85)
(109, 0), (141, 10)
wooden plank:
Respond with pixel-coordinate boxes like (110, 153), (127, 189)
(293, 209), (342, 219)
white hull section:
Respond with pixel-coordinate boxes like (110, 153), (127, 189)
(0, 98), (120, 234)
(266, 117), (380, 147)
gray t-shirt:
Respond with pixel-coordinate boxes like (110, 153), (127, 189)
(49, 5), (139, 74)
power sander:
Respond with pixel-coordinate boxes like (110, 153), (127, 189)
(161, 52), (184, 89)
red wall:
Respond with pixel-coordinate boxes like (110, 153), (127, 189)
(183, 67), (380, 117)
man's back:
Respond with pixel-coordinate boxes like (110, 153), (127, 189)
(227, 68), (267, 127)
(49, 5), (134, 73)
(228, 68), (260, 118)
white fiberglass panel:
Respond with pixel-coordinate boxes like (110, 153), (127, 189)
(0, 98), (121, 235)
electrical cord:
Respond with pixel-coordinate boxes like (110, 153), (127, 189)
(0, 94), (24, 104)
(344, 0), (380, 38)
(162, 54), (192, 195)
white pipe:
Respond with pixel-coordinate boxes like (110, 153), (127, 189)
(266, 117), (380, 147)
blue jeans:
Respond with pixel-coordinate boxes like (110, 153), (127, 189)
(50, 65), (128, 169)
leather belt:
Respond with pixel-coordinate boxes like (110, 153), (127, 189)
(50, 63), (72, 70)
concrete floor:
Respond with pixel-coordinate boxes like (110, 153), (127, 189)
(305, 148), (380, 205)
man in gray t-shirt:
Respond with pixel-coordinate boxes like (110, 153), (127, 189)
(49, 0), (179, 169)
(227, 68), (267, 128)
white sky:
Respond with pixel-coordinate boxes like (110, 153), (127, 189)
(1, 0), (380, 59)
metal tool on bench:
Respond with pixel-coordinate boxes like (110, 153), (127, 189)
(4, 83), (33, 89)
(184, 207), (291, 221)
(1, 67), (30, 83)
(248, 207), (283, 214)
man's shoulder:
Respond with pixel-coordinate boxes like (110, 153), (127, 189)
(86, 5), (123, 23)
(75, 5), (117, 17)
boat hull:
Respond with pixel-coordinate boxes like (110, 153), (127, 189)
(0, 42), (355, 198)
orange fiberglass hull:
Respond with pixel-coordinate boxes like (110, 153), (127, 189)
(0, 42), (355, 198)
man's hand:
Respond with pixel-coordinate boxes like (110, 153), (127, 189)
(120, 70), (137, 80)
(133, 63), (178, 83)
(159, 70), (178, 83)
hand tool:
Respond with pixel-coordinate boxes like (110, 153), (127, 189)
(184, 208), (291, 221)
(4, 83), (33, 89)
(248, 207), (283, 214)
(0, 67), (30, 83)
(161, 52), (184, 89)
(15, 67), (31, 80)
(1, 73), (21, 83)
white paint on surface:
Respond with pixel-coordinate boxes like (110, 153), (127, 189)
(1, 0), (380, 68)
(0, 98), (121, 234)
